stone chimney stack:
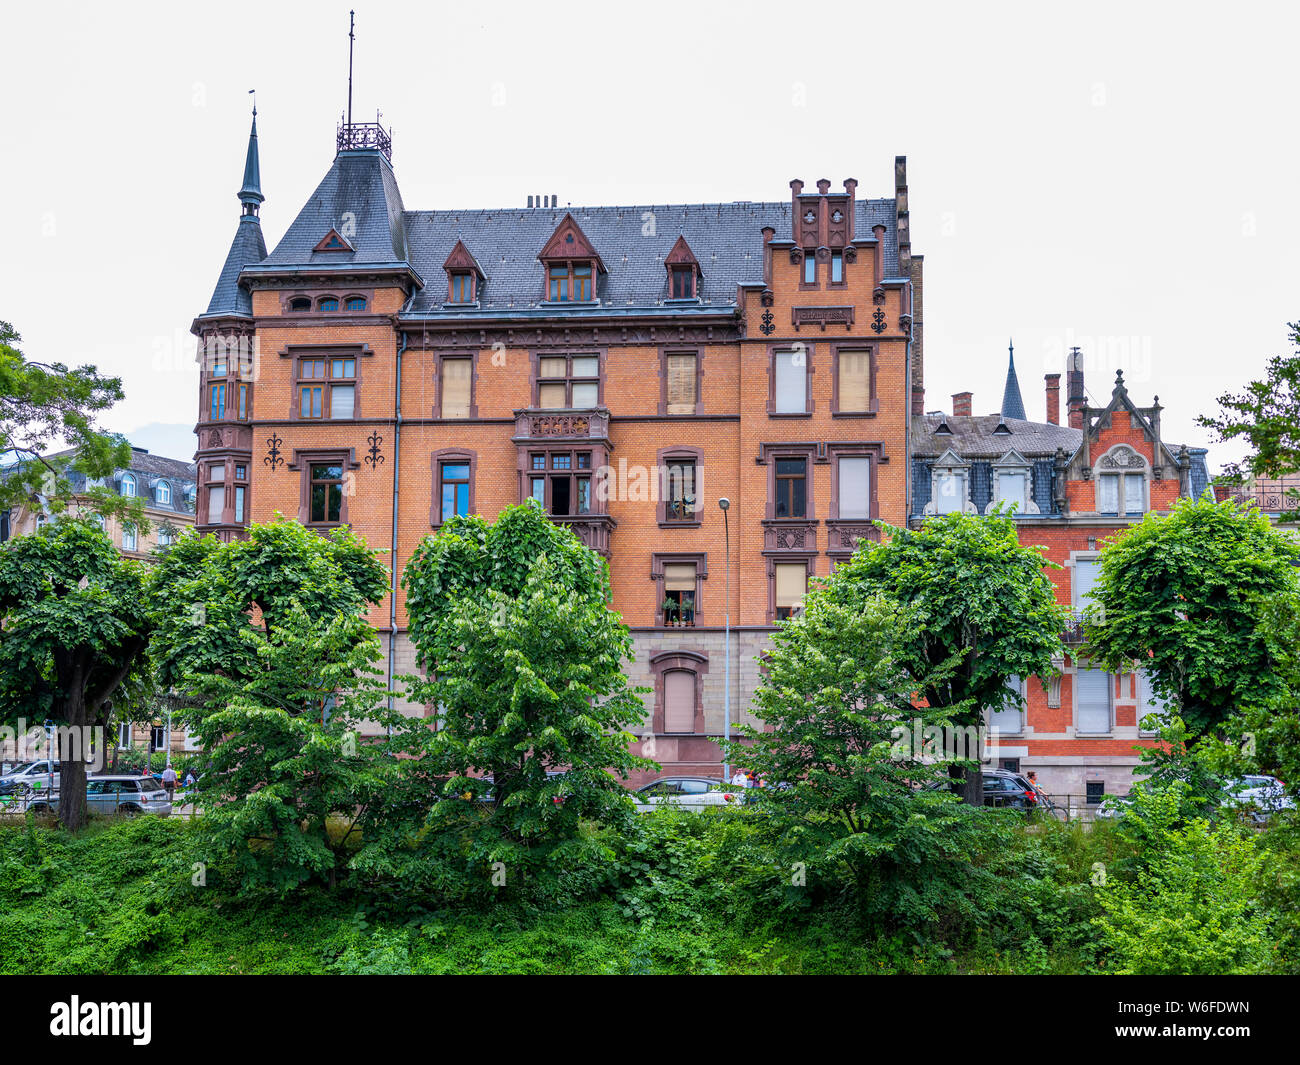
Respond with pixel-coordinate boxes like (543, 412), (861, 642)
(1067, 347), (1086, 430)
(952, 392), (973, 417)
(1045, 374), (1061, 425)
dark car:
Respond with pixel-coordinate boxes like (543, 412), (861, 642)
(928, 769), (1062, 816)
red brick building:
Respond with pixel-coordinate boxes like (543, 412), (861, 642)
(910, 345), (1210, 801)
(192, 116), (921, 781)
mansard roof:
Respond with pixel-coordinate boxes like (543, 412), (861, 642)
(912, 414), (1082, 460)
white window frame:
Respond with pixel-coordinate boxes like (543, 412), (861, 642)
(925, 449), (973, 516)
(1074, 664), (1113, 735)
(155, 480), (171, 505)
(120, 473), (136, 498)
(1093, 444), (1149, 517)
(986, 450), (1040, 515)
(989, 676), (1027, 736)
(117, 722), (132, 750)
(1137, 667), (1173, 736)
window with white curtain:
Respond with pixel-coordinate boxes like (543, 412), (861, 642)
(837, 457), (871, 519)
(773, 351), (806, 413)
(1075, 666), (1112, 734)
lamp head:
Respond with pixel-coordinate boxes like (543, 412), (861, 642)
(718, 497), (730, 511)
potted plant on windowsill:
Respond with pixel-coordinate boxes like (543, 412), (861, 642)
(661, 597), (679, 628)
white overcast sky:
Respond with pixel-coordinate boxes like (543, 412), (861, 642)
(3, 1), (1296, 470)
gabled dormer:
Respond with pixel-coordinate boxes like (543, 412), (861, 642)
(664, 235), (701, 300)
(538, 213), (604, 303)
(986, 449), (1039, 515)
(926, 447), (975, 516)
(313, 228), (355, 253)
(443, 239), (486, 304)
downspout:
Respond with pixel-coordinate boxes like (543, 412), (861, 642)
(386, 323), (408, 737)
(904, 280), (914, 522)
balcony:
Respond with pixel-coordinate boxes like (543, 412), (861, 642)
(762, 520), (817, 553)
(555, 514), (615, 556)
(337, 121), (392, 161)
(513, 408), (611, 443)
(825, 520), (882, 555)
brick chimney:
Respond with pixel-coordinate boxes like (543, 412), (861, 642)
(1066, 347), (1086, 429)
(1044, 374), (1061, 425)
(952, 391), (972, 417)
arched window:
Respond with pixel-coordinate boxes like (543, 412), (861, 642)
(343, 296), (367, 311)
(317, 297), (339, 312)
(155, 481), (171, 505)
(120, 473), (136, 498)
(288, 297), (312, 312)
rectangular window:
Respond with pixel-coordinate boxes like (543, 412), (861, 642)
(998, 471), (1027, 511)
(537, 354), (599, 408)
(837, 350), (870, 412)
(1076, 667), (1112, 734)
(837, 457), (871, 519)
(775, 458), (807, 518)
(1086, 781), (1106, 805)
(830, 251), (844, 283)
(530, 476), (545, 505)
(330, 384), (355, 419)
(234, 485), (246, 523)
(1138, 669), (1172, 735)
(300, 386), (323, 419)
(803, 255), (816, 284)
(774, 563), (807, 620)
(548, 265), (568, 302)
(309, 464), (343, 524)
(933, 472), (965, 514)
(117, 722), (132, 750)
(440, 462), (470, 522)
(1073, 559), (1100, 611)
(670, 265), (694, 299)
(663, 670), (695, 733)
(548, 263), (594, 302)
(991, 676), (1026, 734)
(450, 273), (473, 302)
(209, 383), (226, 420)
(237, 382), (249, 419)
(666, 354), (697, 414)
(773, 351), (807, 413)
(573, 264), (593, 301)
(665, 460), (696, 522)
(441, 358), (472, 419)
(1098, 474), (1119, 513)
(206, 485), (225, 525)
(1124, 473), (1144, 514)
(663, 563), (697, 627)
(122, 524), (137, 552)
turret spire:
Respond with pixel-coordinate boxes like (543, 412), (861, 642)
(238, 96), (263, 217)
(1000, 338), (1027, 420)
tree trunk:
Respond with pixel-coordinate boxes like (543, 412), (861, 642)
(56, 693), (90, 832)
(950, 762), (982, 806)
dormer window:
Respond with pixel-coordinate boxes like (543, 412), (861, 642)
(120, 473), (137, 499)
(288, 297), (312, 312)
(1094, 445), (1148, 517)
(987, 450), (1040, 515)
(549, 263), (593, 302)
(443, 240), (486, 305)
(538, 214), (604, 304)
(313, 229), (354, 253)
(664, 236), (701, 300)
(925, 449), (972, 517)
(155, 481), (171, 506)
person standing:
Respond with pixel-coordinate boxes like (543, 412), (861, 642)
(161, 764), (178, 801)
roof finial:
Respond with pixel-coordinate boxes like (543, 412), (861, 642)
(1000, 337), (1026, 420)
(347, 10), (355, 129)
(238, 95), (263, 218)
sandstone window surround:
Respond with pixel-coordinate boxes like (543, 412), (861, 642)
(924, 448), (976, 516)
(769, 557), (813, 623)
(650, 552), (708, 628)
(656, 445), (704, 527)
(287, 448), (361, 528)
(985, 449), (1040, 515)
(430, 448), (478, 528)
(825, 442), (885, 557)
(659, 348), (704, 416)
(767, 344), (815, 416)
(1092, 444), (1149, 517)
(830, 345), (877, 416)
(648, 650), (709, 735)
(433, 352), (478, 419)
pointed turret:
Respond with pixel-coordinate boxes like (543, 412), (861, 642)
(198, 110), (268, 320)
(1000, 339), (1026, 420)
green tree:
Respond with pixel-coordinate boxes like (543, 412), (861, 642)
(1083, 496), (1300, 735)
(725, 583), (985, 899)
(401, 500), (653, 877)
(149, 518), (390, 691)
(0, 519), (153, 830)
(1199, 320), (1300, 514)
(833, 512), (1067, 803)
(0, 320), (142, 527)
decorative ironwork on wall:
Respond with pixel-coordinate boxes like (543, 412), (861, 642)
(760, 309), (776, 336)
(871, 308), (886, 334)
(365, 431), (385, 469)
(264, 433), (284, 471)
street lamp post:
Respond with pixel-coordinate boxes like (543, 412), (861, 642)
(719, 497), (731, 780)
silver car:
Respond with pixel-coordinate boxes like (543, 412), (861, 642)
(632, 776), (741, 813)
(25, 775), (172, 817)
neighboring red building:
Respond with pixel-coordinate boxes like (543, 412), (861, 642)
(911, 345), (1210, 802)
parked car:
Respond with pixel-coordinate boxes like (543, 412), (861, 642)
(1094, 792), (1133, 820)
(927, 769), (1063, 816)
(1224, 775), (1294, 823)
(632, 776), (740, 813)
(24, 775), (172, 818)
(0, 760), (60, 796)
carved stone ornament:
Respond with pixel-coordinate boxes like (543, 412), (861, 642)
(1099, 445), (1145, 470)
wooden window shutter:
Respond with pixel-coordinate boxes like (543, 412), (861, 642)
(663, 562), (696, 591)
(442, 359), (472, 418)
(664, 670), (696, 733)
(838, 351), (871, 412)
(666, 354), (697, 414)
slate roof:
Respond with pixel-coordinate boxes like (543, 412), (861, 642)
(22, 448), (197, 514)
(202, 216), (267, 317)
(1001, 347), (1027, 420)
(913, 414), (1082, 459)
(240, 148), (900, 317)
